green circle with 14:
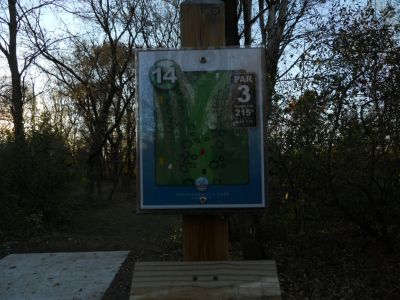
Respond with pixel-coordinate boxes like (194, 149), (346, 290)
(149, 59), (179, 90)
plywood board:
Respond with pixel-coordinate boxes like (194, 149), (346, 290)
(131, 260), (281, 300)
(0, 251), (128, 300)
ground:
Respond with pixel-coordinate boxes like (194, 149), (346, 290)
(1, 189), (399, 300)
(1, 190), (182, 300)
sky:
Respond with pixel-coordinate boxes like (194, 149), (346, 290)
(1, 0), (399, 127)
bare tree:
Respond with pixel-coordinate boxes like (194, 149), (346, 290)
(224, 0), (326, 259)
(31, 0), (179, 202)
(0, 0), (56, 141)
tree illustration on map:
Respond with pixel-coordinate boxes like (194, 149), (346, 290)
(149, 59), (250, 186)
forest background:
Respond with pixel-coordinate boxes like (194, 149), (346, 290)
(0, 1), (399, 299)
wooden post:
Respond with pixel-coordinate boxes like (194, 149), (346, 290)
(180, 0), (229, 261)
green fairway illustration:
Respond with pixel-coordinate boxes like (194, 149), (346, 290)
(150, 60), (249, 186)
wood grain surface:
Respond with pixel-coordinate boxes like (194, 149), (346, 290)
(130, 260), (282, 300)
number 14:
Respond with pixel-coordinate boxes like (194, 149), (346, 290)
(152, 67), (177, 84)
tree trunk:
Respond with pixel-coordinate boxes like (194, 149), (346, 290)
(224, 0), (268, 260)
(125, 107), (135, 180)
(224, 0), (291, 260)
(239, 213), (268, 259)
(87, 117), (108, 203)
(124, 107), (135, 202)
(259, 0), (266, 45)
(265, 0), (288, 112)
(242, 0), (252, 45)
(224, 0), (240, 45)
(8, 0), (25, 142)
(87, 150), (103, 203)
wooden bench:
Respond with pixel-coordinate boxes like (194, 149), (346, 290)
(130, 260), (281, 299)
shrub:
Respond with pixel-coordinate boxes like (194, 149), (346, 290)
(0, 121), (78, 238)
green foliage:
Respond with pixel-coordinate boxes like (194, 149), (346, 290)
(0, 115), (79, 238)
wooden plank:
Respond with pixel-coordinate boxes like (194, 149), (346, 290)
(130, 260), (282, 300)
(134, 260), (276, 267)
(134, 260), (278, 268)
(136, 270), (273, 280)
(180, 1), (228, 261)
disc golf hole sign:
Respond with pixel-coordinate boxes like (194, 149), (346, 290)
(137, 48), (266, 210)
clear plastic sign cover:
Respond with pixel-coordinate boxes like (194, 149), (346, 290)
(137, 48), (266, 210)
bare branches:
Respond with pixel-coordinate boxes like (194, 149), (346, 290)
(16, 0), (56, 24)
(29, 0), (143, 200)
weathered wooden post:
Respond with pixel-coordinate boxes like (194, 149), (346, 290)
(180, 0), (229, 261)
(133, 2), (282, 298)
